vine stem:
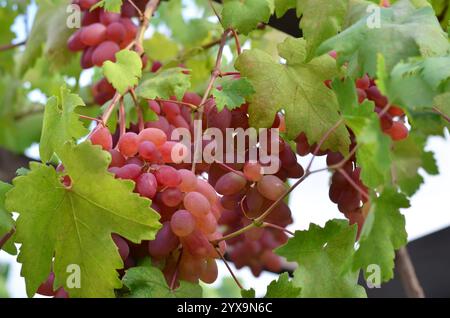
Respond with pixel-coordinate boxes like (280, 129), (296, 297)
(155, 98), (198, 111)
(0, 40), (26, 52)
(135, 0), (160, 48)
(192, 29), (231, 172)
(119, 98), (126, 137)
(214, 246), (243, 290)
(433, 106), (450, 123)
(79, 114), (103, 124)
(395, 247), (425, 298)
(262, 222), (295, 236)
(127, 0), (144, 18)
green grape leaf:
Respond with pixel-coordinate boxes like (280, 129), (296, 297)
(222, 0), (275, 35)
(143, 33), (179, 63)
(265, 273), (301, 298)
(354, 189), (409, 282)
(123, 265), (202, 298)
(276, 220), (366, 298)
(0, 7), (19, 73)
(93, 0), (123, 13)
(39, 87), (88, 163)
(136, 68), (191, 101)
(383, 56), (450, 114)
(318, 0), (449, 77)
(103, 50), (143, 94)
(6, 142), (161, 298)
(391, 134), (439, 196)
(333, 78), (392, 188)
(212, 78), (255, 111)
(0, 181), (14, 247)
(274, 0), (296, 18)
(297, 0), (350, 60)
(241, 288), (256, 298)
(235, 38), (350, 154)
(18, 0), (76, 76)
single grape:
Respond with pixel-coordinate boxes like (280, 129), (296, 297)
(112, 234), (129, 261)
(170, 210), (196, 237)
(108, 149), (126, 167)
(115, 164), (142, 180)
(81, 46), (95, 69)
(91, 41), (120, 66)
(178, 169), (198, 192)
(355, 74), (370, 90)
(200, 259), (218, 284)
(138, 127), (167, 146)
(67, 30), (86, 51)
(80, 23), (107, 46)
(161, 101), (180, 118)
(181, 230), (213, 258)
(183, 192), (210, 217)
(257, 175), (286, 201)
(136, 172), (157, 199)
(138, 141), (161, 163)
(196, 179), (218, 204)
(161, 187), (183, 207)
(196, 212), (218, 234)
(90, 126), (113, 150)
(106, 22), (126, 43)
(99, 11), (121, 25)
(155, 165), (182, 187)
(385, 121), (409, 141)
(148, 222), (180, 258)
(243, 161), (263, 182)
(37, 272), (55, 296)
(215, 172), (247, 196)
(118, 132), (139, 157)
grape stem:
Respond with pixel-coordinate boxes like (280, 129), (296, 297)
(78, 114), (103, 123)
(127, 0), (144, 18)
(170, 249), (183, 291)
(230, 29), (242, 55)
(395, 247), (425, 298)
(262, 222), (295, 236)
(130, 88), (145, 131)
(118, 98), (126, 137)
(0, 40), (26, 52)
(214, 246), (244, 290)
(192, 29), (232, 172)
(337, 167), (370, 201)
(433, 106), (450, 123)
(220, 72), (241, 77)
(135, 0), (160, 48)
(155, 98), (198, 111)
(0, 228), (15, 251)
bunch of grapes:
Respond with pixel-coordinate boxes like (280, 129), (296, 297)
(68, 0), (149, 105)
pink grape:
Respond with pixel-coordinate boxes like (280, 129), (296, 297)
(215, 172), (247, 196)
(170, 210), (196, 237)
(79, 0), (99, 10)
(138, 141), (161, 162)
(81, 46), (95, 69)
(200, 259), (218, 284)
(196, 212), (218, 234)
(80, 23), (107, 46)
(108, 149), (126, 167)
(178, 169), (197, 192)
(161, 187), (183, 207)
(99, 11), (121, 25)
(115, 164), (142, 180)
(67, 30), (86, 51)
(118, 132), (140, 157)
(181, 230), (212, 258)
(183, 192), (210, 217)
(112, 234), (129, 261)
(136, 172), (157, 199)
(138, 128), (167, 146)
(106, 22), (126, 43)
(90, 126), (112, 150)
(195, 179), (218, 204)
(257, 175), (286, 201)
(243, 162), (263, 182)
(148, 222), (179, 258)
(37, 272), (55, 296)
(155, 165), (182, 187)
(91, 41), (120, 66)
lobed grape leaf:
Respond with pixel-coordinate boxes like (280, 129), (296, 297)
(235, 38), (350, 154)
(6, 142), (161, 298)
(318, 0), (450, 77)
(241, 288), (256, 298)
(382, 56), (450, 116)
(143, 33), (180, 63)
(391, 134), (439, 196)
(212, 78), (255, 111)
(123, 265), (202, 298)
(0, 181), (14, 253)
(93, 0), (123, 13)
(265, 273), (301, 298)
(353, 189), (409, 282)
(136, 68), (191, 101)
(39, 87), (88, 163)
(18, 0), (76, 76)
(276, 220), (366, 298)
(103, 50), (143, 95)
(333, 78), (392, 189)
(221, 0), (275, 35)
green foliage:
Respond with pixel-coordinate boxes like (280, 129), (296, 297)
(103, 50), (143, 95)
(39, 87), (88, 163)
(265, 273), (301, 298)
(236, 38), (350, 153)
(277, 220), (366, 298)
(221, 0), (275, 35)
(123, 265), (203, 298)
(354, 189), (409, 282)
(212, 78), (255, 111)
(93, 0), (124, 13)
(318, 0), (449, 77)
(6, 142), (161, 297)
(0, 181), (14, 250)
(136, 68), (191, 100)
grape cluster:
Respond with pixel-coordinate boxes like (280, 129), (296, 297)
(68, 0), (149, 105)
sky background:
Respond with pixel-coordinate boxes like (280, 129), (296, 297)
(1, 0), (449, 297)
